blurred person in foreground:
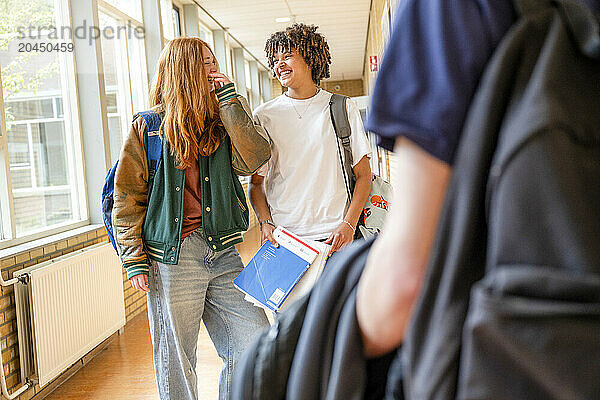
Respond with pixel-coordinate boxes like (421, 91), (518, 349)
(358, 0), (599, 360)
(231, 1), (600, 398)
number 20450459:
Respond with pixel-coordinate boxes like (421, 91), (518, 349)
(18, 42), (73, 53)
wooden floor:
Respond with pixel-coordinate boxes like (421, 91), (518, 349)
(46, 227), (263, 400)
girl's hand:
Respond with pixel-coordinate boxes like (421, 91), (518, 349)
(208, 72), (232, 89)
(130, 274), (150, 292)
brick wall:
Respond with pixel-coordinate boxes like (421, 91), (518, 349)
(123, 269), (149, 323)
(321, 79), (365, 97)
(0, 226), (147, 400)
(269, 78), (365, 98)
(270, 78), (284, 98)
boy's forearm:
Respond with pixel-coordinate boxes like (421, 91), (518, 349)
(249, 179), (273, 222)
(345, 156), (372, 227)
(345, 174), (371, 226)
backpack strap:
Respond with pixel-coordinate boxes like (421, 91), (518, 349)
(137, 110), (163, 193)
(329, 94), (356, 201)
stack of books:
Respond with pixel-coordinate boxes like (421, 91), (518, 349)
(234, 227), (329, 313)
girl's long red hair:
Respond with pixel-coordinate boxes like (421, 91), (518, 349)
(150, 37), (222, 169)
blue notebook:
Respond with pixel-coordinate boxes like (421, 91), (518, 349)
(234, 227), (319, 312)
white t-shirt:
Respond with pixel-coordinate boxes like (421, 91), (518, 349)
(254, 89), (371, 240)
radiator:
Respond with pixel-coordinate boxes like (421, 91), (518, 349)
(14, 243), (126, 387)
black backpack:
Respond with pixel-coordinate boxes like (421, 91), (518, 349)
(403, 0), (600, 399)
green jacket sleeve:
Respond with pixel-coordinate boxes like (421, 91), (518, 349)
(216, 83), (271, 175)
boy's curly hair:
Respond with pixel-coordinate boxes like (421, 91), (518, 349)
(265, 23), (331, 85)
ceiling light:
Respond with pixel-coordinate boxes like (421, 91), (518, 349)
(276, 17), (291, 23)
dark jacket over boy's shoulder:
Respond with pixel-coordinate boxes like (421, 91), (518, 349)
(366, 0), (598, 165)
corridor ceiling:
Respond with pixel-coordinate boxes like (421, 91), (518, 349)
(187, 0), (371, 81)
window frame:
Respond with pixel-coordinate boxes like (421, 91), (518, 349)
(98, 0), (149, 165)
(98, 0), (143, 28)
(244, 59), (253, 109)
(225, 40), (235, 81)
(258, 72), (265, 104)
(171, 0), (185, 37)
(0, 68), (16, 241)
(101, 0), (143, 24)
(160, 0), (175, 42)
(0, 0), (89, 249)
(198, 20), (214, 49)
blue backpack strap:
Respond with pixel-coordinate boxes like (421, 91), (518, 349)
(102, 161), (120, 250)
(137, 110), (163, 189)
(103, 110), (163, 253)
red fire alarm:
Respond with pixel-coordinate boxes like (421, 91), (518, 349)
(369, 56), (378, 72)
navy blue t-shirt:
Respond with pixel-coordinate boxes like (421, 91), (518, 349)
(366, 0), (599, 165)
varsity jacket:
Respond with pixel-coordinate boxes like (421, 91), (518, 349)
(113, 83), (271, 279)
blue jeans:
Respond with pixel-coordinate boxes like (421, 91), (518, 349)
(147, 230), (269, 400)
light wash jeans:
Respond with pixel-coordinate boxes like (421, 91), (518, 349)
(147, 230), (269, 400)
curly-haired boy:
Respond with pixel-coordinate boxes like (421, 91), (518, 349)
(250, 23), (372, 257)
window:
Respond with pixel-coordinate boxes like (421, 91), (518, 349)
(258, 73), (265, 104)
(225, 42), (234, 79)
(172, 4), (182, 37)
(244, 59), (252, 108)
(0, 0), (86, 242)
(127, 31), (149, 116)
(198, 22), (213, 49)
(103, 0), (142, 22)
(98, 3), (149, 165)
(161, 0), (175, 41)
(0, 195), (4, 240)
